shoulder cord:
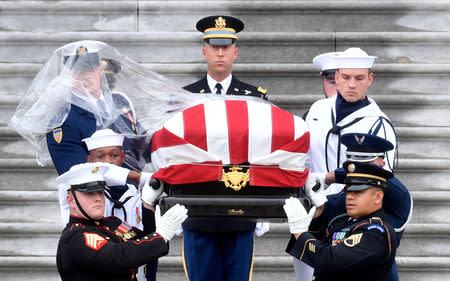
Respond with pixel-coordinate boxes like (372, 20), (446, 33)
(368, 116), (398, 173)
(325, 109), (364, 172)
(352, 218), (393, 262)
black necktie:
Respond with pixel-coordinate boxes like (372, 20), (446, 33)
(215, 83), (223, 94)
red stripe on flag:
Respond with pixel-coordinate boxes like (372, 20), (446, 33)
(151, 128), (189, 153)
(183, 104), (207, 151)
(152, 162), (222, 185)
(250, 166), (309, 188)
(279, 132), (310, 153)
(271, 106), (294, 152)
(226, 100), (248, 164)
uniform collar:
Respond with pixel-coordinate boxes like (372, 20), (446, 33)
(349, 208), (385, 222)
(69, 215), (105, 226)
(207, 73), (232, 94)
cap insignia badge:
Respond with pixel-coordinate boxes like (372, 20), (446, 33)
(348, 163), (356, 173)
(92, 166), (100, 173)
(77, 46), (87, 55)
(221, 166), (249, 191)
(215, 17), (226, 28)
(355, 135), (365, 145)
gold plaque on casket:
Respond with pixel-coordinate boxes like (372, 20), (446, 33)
(221, 166), (250, 191)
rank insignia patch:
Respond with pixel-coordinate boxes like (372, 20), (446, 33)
(52, 128), (63, 143)
(83, 232), (108, 250)
(344, 233), (363, 247)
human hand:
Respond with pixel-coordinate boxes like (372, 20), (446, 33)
(155, 204), (188, 242)
(255, 222), (270, 237)
(283, 197), (316, 234)
(102, 163), (130, 186)
(305, 177), (327, 207)
(141, 178), (164, 205)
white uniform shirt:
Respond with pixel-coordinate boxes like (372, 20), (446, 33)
(305, 95), (397, 194)
(104, 184), (144, 230)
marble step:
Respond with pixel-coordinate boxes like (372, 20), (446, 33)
(0, 158), (448, 192)
(1, 125), (449, 160)
(0, 188), (449, 224)
(2, 61), (450, 103)
(0, 255), (449, 281)
(2, 31), (450, 64)
(1, 1), (450, 33)
(1, 222), (447, 257)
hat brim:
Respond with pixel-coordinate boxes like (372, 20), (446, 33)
(205, 38), (235, 46)
(346, 184), (373, 191)
(321, 69), (338, 78)
(69, 181), (106, 192)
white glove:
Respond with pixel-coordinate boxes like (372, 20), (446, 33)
(255, 222), (270, 237)
(141, 177), (164, 205)
(139, 172), (153, 189)
(305, 177), (328, 207)
(155, 204), (188, 241)
(102, 163), (130, 186)
(283, 197), (316, 234)
(175, 225), (184, 236)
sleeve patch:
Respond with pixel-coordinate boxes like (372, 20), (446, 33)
(367, 224), (385, 233)
(52, 128), (63, 143)
(83, 232), (108, 250)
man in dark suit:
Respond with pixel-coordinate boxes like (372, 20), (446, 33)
(183, 15), (268, 100)
(181, 15), (268, 281)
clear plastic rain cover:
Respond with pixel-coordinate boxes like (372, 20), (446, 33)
(8, 40), (201, 170)
(9, 40), (271, 172)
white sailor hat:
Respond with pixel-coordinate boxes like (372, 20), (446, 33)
(333, 47), (377, 69)
(56, 162), (109, 192)
(312, 52), (341, 78)
(82, 129), (125, 151)
(60, 40), (107, 57)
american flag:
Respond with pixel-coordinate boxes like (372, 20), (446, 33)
(151, 100), (309, 188)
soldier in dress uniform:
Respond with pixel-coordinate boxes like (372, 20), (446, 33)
(284, 162), (397, 281)
(181, 15), (268, 281)
(56, 162), (188, 281)
(311, 133), (412, 281)
(183, 15), (268, 100)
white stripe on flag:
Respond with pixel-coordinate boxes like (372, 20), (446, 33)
(252, 150), (307, 171)
(248, 102), (272, 160)
(204, 101), (230, 164)
(152, 143), (221, 168)
(164, 112), (184, 139)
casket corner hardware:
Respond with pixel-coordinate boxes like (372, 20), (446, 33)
(221, 166), (250, 191)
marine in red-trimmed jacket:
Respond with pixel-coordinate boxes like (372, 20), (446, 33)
(56, 162), (188, 281)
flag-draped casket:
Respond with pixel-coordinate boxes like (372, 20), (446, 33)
(151, 99), (310, 218)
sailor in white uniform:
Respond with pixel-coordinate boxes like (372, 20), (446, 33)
(295, 47), (398, 281)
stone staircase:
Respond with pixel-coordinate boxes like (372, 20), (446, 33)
(1, 1), (450, 280)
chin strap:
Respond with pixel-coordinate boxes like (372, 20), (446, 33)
(71, 190), (95, 221)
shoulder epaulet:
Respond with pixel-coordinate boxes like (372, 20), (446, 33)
(69, 223), (85, 232)
(257, 87), (267, 95)
(366, 217), (386, 233)
(369, 217), (383, 225)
